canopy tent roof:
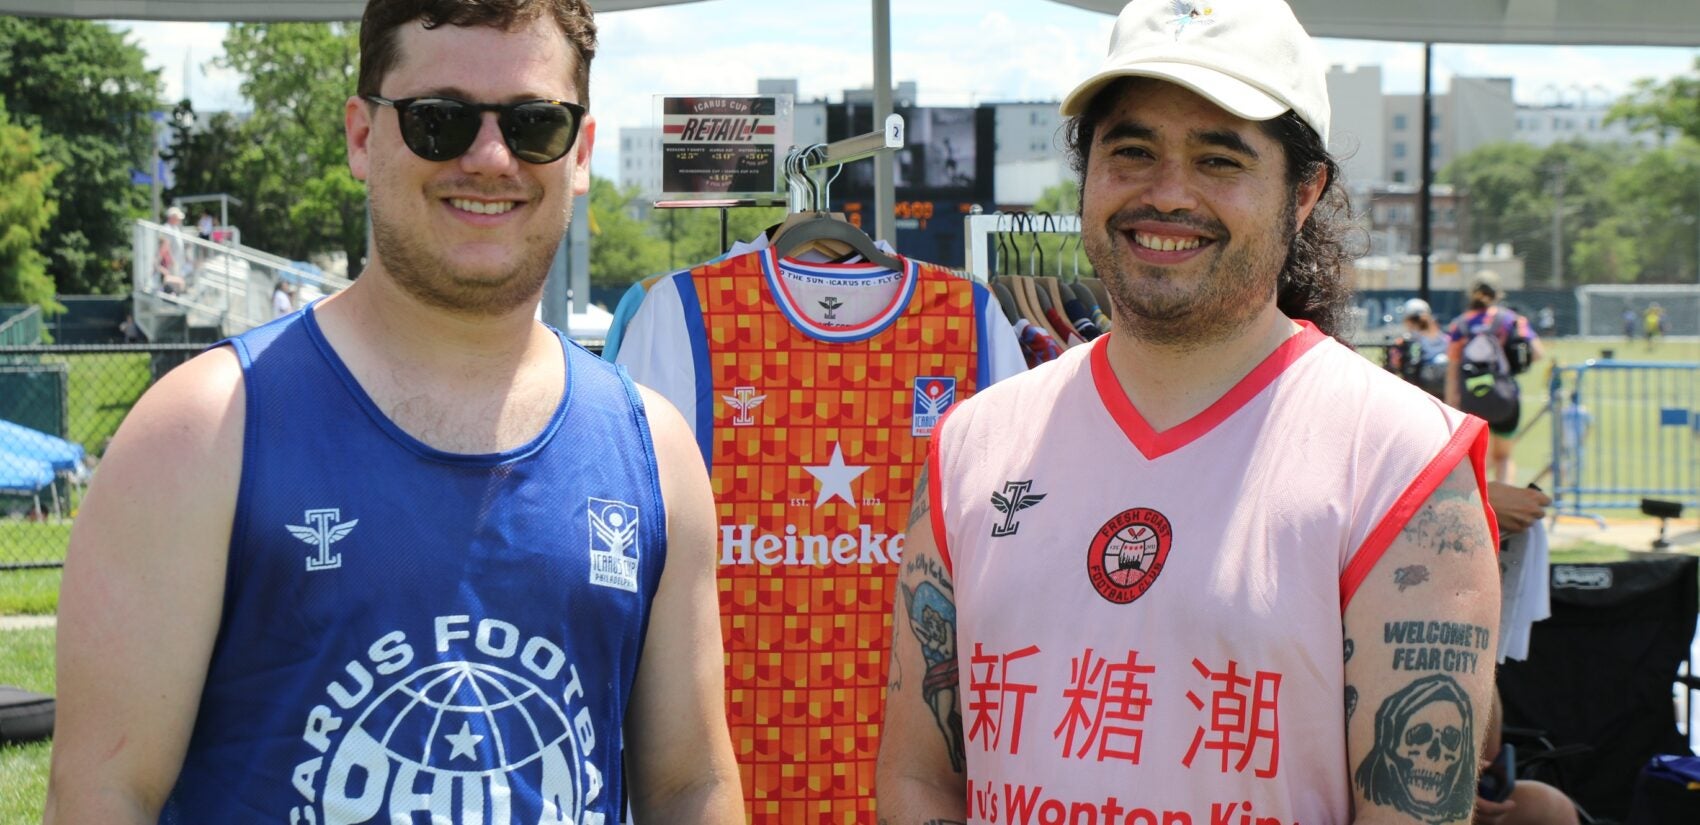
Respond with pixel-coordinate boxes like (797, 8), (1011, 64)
(0, 0), (707, 19)
(0, 450), (54, 495)
(5, 0), (1699, 46)
(1052, 0), (1700, 47)
(0, 419), (86, 474)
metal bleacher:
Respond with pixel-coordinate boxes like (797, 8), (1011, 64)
(131, 219), (352, 342)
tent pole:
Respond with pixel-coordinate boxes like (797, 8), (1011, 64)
(1419, 41), (1433, 304)
(871, 0), (894, 245)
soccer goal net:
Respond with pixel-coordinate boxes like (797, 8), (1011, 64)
(1576, 285), (1700, 337)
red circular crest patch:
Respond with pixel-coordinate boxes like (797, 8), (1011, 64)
(1086, 508), (1173, 604)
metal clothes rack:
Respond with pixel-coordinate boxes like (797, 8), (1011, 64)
(653, 114), (905, 252)
(964, 212), (1082, 283)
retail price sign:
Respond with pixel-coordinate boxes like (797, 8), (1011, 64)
(659, 95), (792, 199)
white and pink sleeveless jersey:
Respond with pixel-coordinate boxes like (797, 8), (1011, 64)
(928, 322), (1491, 825)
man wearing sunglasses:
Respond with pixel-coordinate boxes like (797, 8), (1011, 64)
(45, 2), (743, 824)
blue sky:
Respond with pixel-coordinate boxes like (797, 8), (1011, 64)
(110, 0), (1700, 180)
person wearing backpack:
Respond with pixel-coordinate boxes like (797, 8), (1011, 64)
(1446, 272), (1542, 482)
(1386, 297), (1450, 399)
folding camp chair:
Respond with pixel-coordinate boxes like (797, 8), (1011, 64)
(1497, 554), (1699, 824)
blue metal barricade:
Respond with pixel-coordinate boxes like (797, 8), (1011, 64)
(1550, 360), (1700, 519)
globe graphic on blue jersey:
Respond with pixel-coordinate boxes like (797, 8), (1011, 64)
(352, 661), (579, 780)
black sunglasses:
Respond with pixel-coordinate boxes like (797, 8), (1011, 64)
(364, 95), (586, 164)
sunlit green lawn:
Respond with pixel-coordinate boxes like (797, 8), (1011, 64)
(0, 627), (54, 825)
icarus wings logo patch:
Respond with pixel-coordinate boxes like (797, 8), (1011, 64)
(990, 480), (1046, 537)
(911, 376), (956, 437)
(722, 385), (766, 427)
(287, 508), (359, 572)
(819, 296), (843, 321)
(1086, 508), (1172, 604)
(587, 497), (640, 592)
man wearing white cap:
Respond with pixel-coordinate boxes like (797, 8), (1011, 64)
(878, 2), (1500, 824)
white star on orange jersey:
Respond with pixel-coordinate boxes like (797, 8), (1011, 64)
(803, 443), (870, 508)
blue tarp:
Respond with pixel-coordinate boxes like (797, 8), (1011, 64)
(0, 449), (54, 494)
(0, 419), (84, 473)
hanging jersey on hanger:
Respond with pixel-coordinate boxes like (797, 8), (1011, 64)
(617, 247), (1023, 824)
(603, 235), (903, 362)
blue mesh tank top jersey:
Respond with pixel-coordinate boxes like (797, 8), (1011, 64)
(161, 305), (665, 824)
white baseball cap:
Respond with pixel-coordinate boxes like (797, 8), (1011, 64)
(1400, 298), (1432, 318)
(1060, 0), (1330, 142)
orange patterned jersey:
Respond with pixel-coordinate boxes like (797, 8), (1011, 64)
(617, 247), (1024, 823)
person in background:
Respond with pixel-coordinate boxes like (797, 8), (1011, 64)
(45, 1), (743, 823)
(270, 279), (295, 319)
(155, 205), (188, 294)
(193, 210), (216, 268)
(1386, 297), (1449, 399)
(1643, 302), (1664, 349)
(1446, 272), (1543, 483)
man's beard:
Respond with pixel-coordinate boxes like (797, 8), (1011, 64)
(368, 185), (566, 318)
(1085, 194), (1296, 349)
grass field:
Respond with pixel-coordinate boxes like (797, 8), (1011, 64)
(0, 353), (146, 593)
(57, 352), (151, 455)
(0, 522), (67, 616)
(0, 627), (54, 824)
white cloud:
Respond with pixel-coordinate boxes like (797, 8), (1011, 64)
(110, 20), (245, 112)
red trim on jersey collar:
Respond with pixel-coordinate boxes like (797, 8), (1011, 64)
(1089, 321), (1328, 460)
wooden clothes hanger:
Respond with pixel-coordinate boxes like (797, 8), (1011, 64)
(1001, 219), (1045, 334)
(1032, 215), (1075, 338)
(1013, 218), (1066, 343)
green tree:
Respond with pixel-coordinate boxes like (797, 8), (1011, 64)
(655, 202), (784, 272)
(1033, 179), (1080, 215)
(1581, 140), (1700, 283)
(0, 19), (162, 294)
(162, 100), (254, 232)
(0, 99), (61, 309)
(1609, 57), (1700, 145)
(218, 23), (364, 268)
(1442, 141), (1621, 285)
(587, 177), (667, 289)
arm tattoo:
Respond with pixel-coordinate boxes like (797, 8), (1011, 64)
(1384, 620), (1490, 676)
(1393, 565), (1431, 592)
(1354, 674), (1477, 822)
(907, 462), (932, 531)
(902, 576), (965, 773)
(1343, 638), (1357, 722)
(1401, 470), (1484, 557)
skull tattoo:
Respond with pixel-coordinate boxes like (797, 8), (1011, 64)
(1354, 673), (1477, 824)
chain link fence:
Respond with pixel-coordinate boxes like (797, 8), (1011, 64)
(1, 344), (203, 570)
